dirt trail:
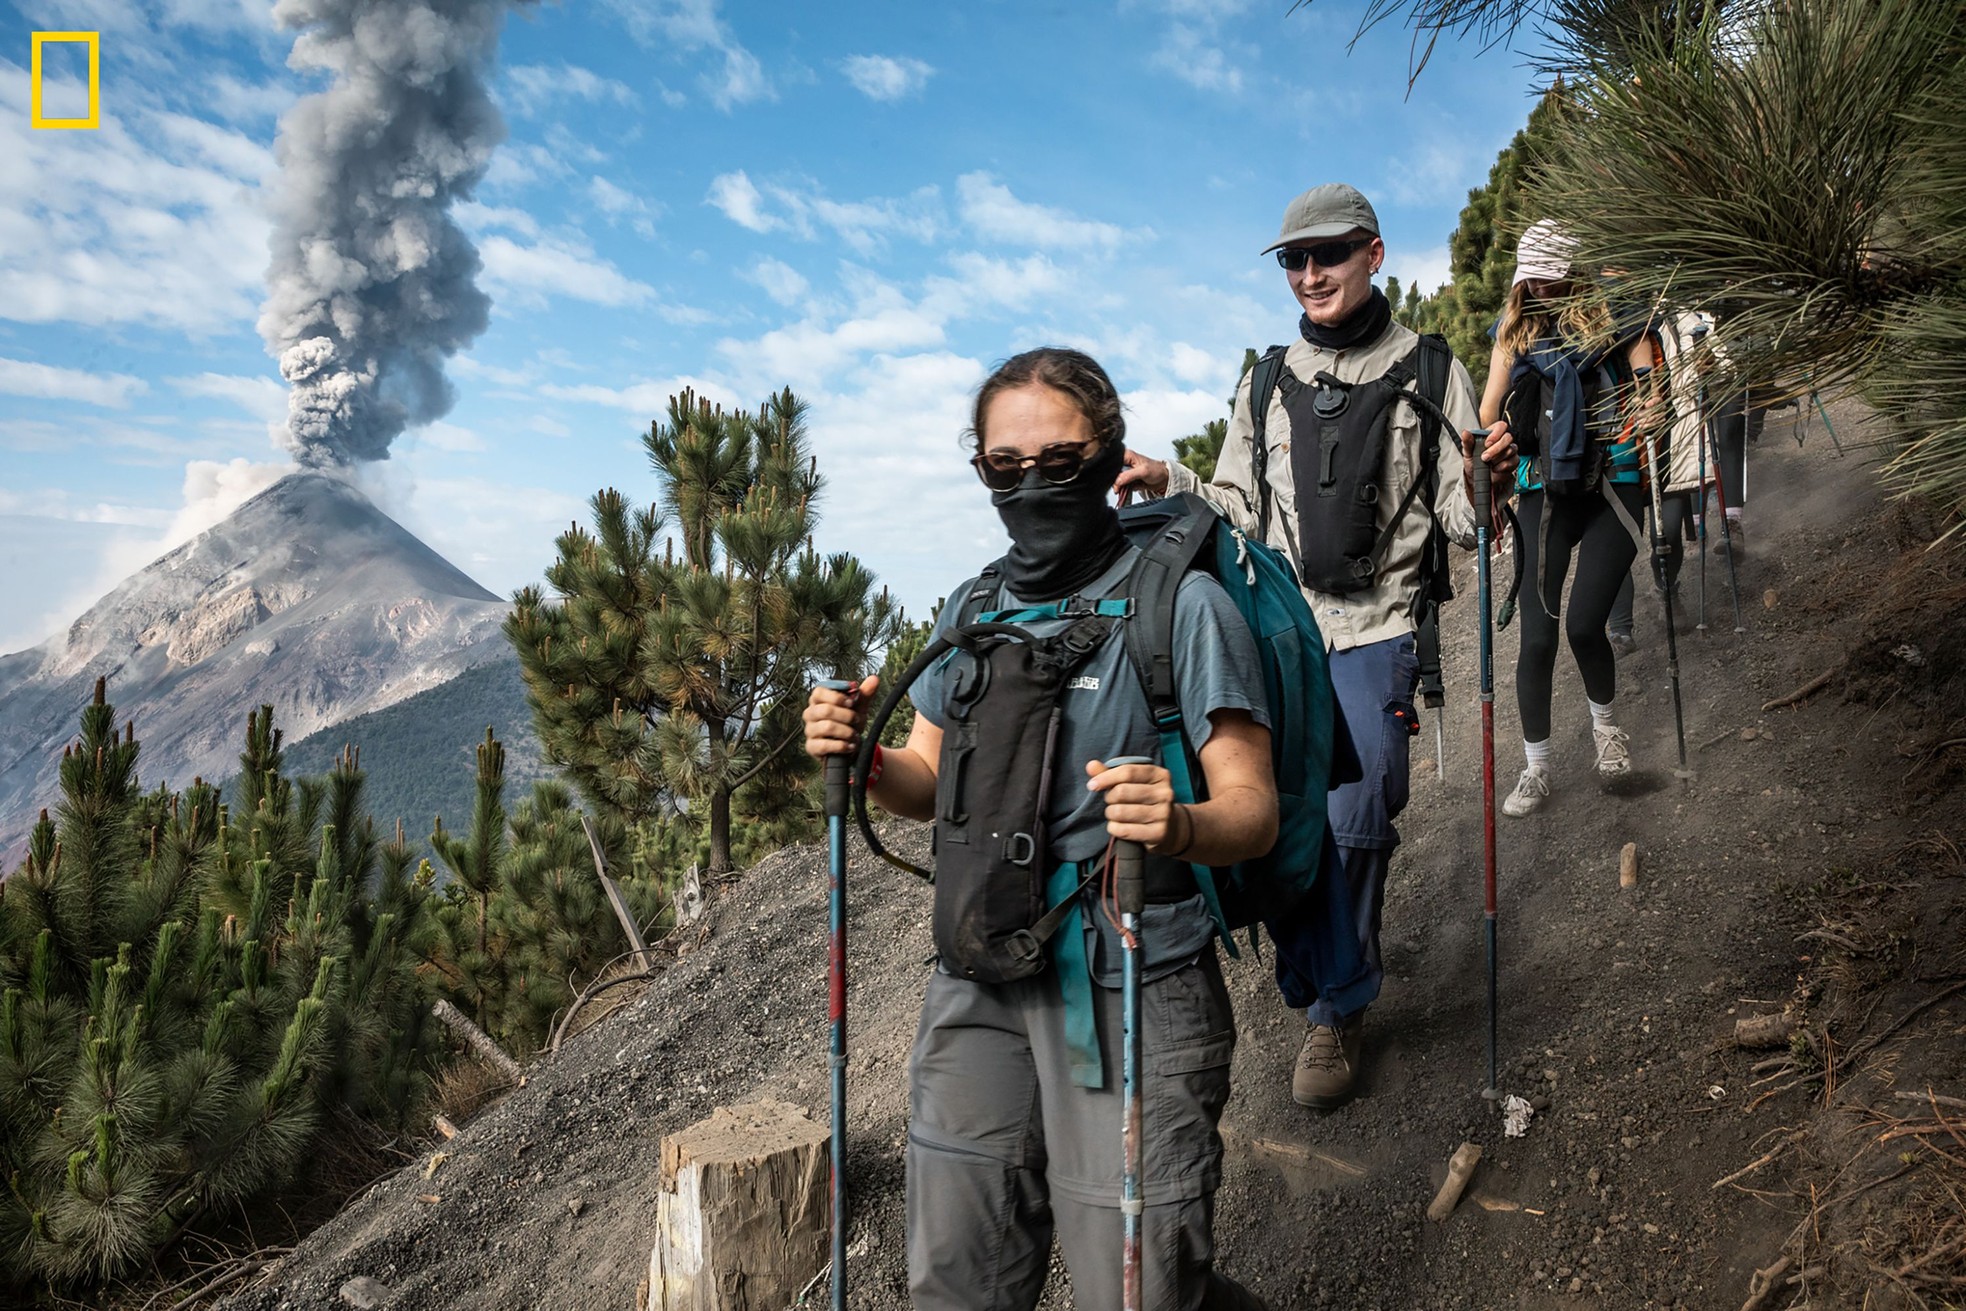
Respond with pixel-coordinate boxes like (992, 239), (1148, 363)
(220, 398), (1966, 1311)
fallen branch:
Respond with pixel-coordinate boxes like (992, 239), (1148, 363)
(1713, 1131), (1807, 1191)
(1845, 980), (1966, 1065)
(1427, 1142), (1483, 1222)
(549, 970), (660, 1056)
(432, 999), (524, 1084)
(1698, 725), (1744, 752)
(1763, 666), (1839, 713)
(1740, 1255), (1794, 1311)
(1735, 1012), (1798, 1049)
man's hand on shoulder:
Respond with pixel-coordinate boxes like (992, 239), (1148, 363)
(1115, 449), (1170, 499)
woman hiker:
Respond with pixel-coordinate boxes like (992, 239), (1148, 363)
(1482, 219), (1667, 817)
(802, 347), (1276, 1311)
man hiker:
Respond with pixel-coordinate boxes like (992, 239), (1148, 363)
(1117, 183), (1516, 1109)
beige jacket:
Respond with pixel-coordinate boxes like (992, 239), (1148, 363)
(1163, 320), (1483, 652)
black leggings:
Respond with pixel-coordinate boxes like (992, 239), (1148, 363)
(1515, 484), (1647, 742)
(1607, 491), (1695, 635)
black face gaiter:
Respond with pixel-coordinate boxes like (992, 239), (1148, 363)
(1300, 286), (1393, 352)
(990, 440), (1129, 601)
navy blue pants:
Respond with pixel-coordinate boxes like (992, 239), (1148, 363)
(1266, 635), (1417, 1026)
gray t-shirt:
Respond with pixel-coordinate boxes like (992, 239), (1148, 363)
(911, 547), (1271, 984)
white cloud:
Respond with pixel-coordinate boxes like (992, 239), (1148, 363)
(706, 172), (943, 253)
(722, 302), (948, 396)
(479, 235), (657, 308)
(602, 0), (773, 111)
(1377, 138), (1484, 207)
(744, 257), (811, 306)
(956, 173), (1133, 250)
(454, 201), (543, 239)
(411, 421), (487, 453)
(528, 414), (572, 438)
(168, 372), (286, 422)
(1386, 245), (1452, 298)
(538, 376), (741, 416)
(1150, 23), (1244, 94)
(1121, 386), (1231, 456)
(1167, 342), (1228, 387)
(155, 457), (293, 553)
(207, 74), (297, 124)
(0, 63), (272, 335)
(483, 142), (575, 192)
(505, 63), (641, 117)
(706, 171), (776, 232)
(589, 176), (659, 239)
(840, 54), (934, 102)
(921, 253), (1070, 316)
(0, 357), (148, 407)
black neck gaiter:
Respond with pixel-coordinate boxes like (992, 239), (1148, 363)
(1300, 286), (1393, 352)
(991, 440), (1129, 601)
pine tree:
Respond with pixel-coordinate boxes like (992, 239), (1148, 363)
(508, 386), (904, 872)
(0, 690), (440, 1294)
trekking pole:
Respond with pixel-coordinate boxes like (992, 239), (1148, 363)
(1805, 375), (1845, 457)
(1709, 419), (1748, 635)
(1690, 326), (1710, 634)
(1471, 454), (1499, 1101)
(817, 679), (855, 1311)
(1103, 756), (1156, 1311)
(1635, 367), (1693, 778)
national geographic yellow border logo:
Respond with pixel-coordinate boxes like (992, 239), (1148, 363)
(31, 32), (101, 130)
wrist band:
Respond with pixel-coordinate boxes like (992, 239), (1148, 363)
(1165, 803), (1194, 859)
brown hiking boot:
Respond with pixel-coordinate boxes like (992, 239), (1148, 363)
(1292, 1017), (1364, 1109)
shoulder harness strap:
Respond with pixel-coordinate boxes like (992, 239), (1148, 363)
(1246, 346), (1288, 541)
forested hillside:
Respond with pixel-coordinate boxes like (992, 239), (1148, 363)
(262, 658), (551, 852)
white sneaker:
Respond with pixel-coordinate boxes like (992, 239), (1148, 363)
(1502, 765), (1550, 816)
(1593, 725), (1633, 778)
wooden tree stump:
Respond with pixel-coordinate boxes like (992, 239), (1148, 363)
(649, 1100), (830, 1311)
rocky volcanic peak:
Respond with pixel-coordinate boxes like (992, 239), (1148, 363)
(0, 471), (516, 861)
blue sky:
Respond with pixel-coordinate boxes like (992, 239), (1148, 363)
(0, 0), (1543, 656)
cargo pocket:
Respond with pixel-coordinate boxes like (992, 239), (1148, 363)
(1144, 959), (1234, 1200)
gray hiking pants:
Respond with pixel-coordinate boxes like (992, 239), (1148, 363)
(906, 950), (1269, 1311)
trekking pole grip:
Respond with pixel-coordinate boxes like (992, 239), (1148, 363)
(1471, 438), (1492, 530)
(1103, 755), (1155, 920)
(818, 678), (855, 820)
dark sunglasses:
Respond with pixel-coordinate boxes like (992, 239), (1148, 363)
(970, 441), (1099, 491)
(1275, 238), (1371, 272)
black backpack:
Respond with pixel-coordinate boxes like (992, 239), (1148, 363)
(853, 496), (1345, 969)
(1243, 334), (1456, 724)
(1504, 338), (1641, 498)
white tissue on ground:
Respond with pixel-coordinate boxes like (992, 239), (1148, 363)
(1502, 1093), (1535, 1138)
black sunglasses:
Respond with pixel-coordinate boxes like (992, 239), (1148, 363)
(970, 441), (1098, 491)
(1275, 239), (1372, 272)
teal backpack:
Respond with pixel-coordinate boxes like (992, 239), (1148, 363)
(1109, 492), (1340, 945)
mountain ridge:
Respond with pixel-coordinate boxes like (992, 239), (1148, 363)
(0, 471), (516, 861)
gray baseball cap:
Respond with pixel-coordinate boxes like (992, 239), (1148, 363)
(1262, 183), (1381, 254)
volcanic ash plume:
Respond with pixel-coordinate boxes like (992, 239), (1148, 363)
(259, 0), (533, 468)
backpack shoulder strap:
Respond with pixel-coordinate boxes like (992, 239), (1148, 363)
(1399, 334), (1457, 710)
(1246, 346), (1288, 540)
(955, 561), (1004, 627)
(1365, 340), (1447, 568)
(1119, 509), (1216, 728)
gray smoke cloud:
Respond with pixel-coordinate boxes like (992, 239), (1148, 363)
(259, 0), (533, 468)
